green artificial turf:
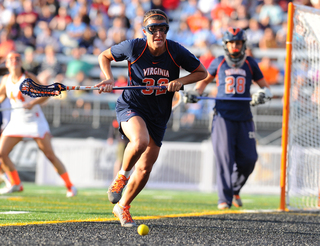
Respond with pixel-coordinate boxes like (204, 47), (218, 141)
(0, 183), (280, 226)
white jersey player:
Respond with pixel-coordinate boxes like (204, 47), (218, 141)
(0, 52), (77, 197)
(2, 73), (50, 138)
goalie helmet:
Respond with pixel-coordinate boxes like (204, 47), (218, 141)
(222, 27), (247, 68)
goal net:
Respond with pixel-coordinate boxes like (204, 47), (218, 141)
(281, 3), (320, 210)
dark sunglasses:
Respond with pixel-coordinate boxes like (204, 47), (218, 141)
(144, 23), (169, 35)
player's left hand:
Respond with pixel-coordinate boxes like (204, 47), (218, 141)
(167, 80), (183, 92)
(250, 87), (273, 106)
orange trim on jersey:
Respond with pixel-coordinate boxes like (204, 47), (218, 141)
(215, 58), (225, 86)
(228, 27), (241, 35)
(245, 59), (253, 75)
(131, 42), (148, 64)
(166, 41), (179, 68)
(128, 61), (132, 85)
(190, 63), (201, 73)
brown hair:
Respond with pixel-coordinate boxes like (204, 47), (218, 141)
(143, 9), (169, 25)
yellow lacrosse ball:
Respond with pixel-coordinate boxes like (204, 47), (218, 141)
(137, 224), (149, 236)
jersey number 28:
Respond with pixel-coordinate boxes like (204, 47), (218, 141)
(225, 76), (246, 94)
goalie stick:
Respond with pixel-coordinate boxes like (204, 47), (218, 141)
(19, 78), (168, 98)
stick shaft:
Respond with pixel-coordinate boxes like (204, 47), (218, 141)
(196, 96), (252, 101)
(64, 85), (168, 91)
(0, 107), (23, 112)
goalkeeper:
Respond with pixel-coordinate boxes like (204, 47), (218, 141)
(185, 28), (272, 209)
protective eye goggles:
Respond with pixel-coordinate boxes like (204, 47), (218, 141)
(144, 23), (169, 35)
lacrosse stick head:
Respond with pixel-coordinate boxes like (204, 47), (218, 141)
(20, 78), (66, 98)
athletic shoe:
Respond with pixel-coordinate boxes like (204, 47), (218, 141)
(113, 203), (137, 227)
(66, 186), (77, 197)
(218, 202), (230, 209)
(233, 195), (243, 207)
(0, 173), (12, 188)
(0, 184), (23, 194)
(108, 174), (129, 204)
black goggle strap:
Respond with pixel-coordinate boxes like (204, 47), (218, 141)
(144, 23), (169, 35)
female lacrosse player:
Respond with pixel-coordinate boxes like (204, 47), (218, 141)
(95, 9), (207, 227)
(0, 52), (77, 197)
(185, 28), (272, 209)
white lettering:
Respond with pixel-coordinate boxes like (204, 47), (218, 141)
(225, 68), (246, 76)
(143, 67), (170, 77)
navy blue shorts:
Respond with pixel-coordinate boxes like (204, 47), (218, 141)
(116, 106), (166, 147)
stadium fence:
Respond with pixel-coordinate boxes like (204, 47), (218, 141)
(11, 138), (282, 194)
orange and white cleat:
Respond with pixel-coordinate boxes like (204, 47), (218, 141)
(113, 203), (137, 227)
(218, 202), (230, 210)
(0, 184), (23, 194)
(66, 186), (77, 197)
(232, 195), (243, 207)
(108, 173), (129, 204)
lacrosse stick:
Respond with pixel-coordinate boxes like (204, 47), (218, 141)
(20, 78), (168, 98)
(183, 90), (252, 102)
(196, 96), (252, 101)
(0, 107), (24, 112)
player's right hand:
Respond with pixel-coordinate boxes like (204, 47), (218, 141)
(183, 90), (200, 103)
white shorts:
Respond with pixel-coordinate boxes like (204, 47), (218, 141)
(2, 108), (50, 139)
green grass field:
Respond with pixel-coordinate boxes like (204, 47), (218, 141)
(0, 183), (280, 226)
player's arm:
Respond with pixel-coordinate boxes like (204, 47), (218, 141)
(167, 63), (207, 92)
(194, 72), (215, 95)
(24, 72), (50, 109)
(255, 77), (270, 89)
(0, 75), (8, 104)
(183, 70), (215, 104)
(95, 48), (115, 94)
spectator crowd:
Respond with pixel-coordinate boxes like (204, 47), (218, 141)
(0, 0), (318, 87)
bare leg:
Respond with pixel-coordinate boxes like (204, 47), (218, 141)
(119, 137), (160, 206)
(0, 136), (22, 171)
(0, 166), (12, 187)
(113, 140), (127, 178)
(110, 116), (160, 227)
(34, 133), (67, 175)
(120, 116), (150, 172)
(113, 160), (122, 178)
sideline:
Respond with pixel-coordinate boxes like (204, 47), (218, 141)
(0, 209), (280, 227)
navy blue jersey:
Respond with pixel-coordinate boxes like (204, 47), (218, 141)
(207, 56), (263, 121)
(111, 38), (201, 129)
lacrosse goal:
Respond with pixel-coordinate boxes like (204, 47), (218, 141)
(280, 3), (320, 210)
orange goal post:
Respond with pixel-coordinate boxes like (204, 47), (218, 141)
(280, 3), (320, 211)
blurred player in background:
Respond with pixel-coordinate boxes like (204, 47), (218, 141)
(0, 52), (77, 197)
(96, 9), (207, 227)
(0, 96), (11, 188)
(185, 28), (272, 209)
